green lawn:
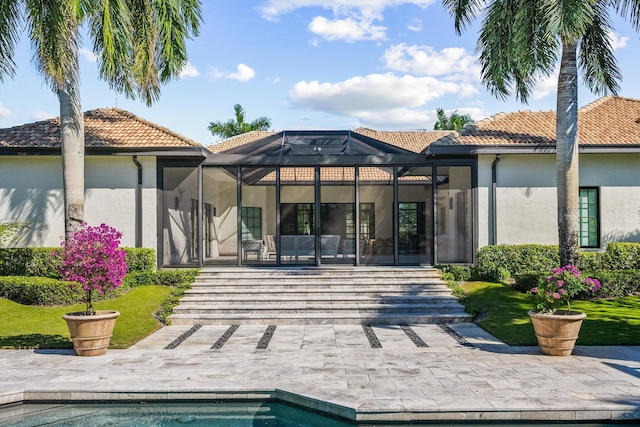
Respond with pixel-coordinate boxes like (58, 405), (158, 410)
(0, 285), (173, 349)
(460, 281), (640, 346)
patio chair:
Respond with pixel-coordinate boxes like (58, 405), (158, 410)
(263, 235), (277, 259)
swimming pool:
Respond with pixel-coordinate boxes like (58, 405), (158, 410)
(0, 401), (352, 426)
(0, 401), (635, 426)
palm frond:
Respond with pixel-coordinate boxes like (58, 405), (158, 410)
(26, 0), (80, 94)
(0, 0), (22, 81)
(442, 0), (485, 34)
(612, 0), (640, 31)
(579, 0), (621, 95)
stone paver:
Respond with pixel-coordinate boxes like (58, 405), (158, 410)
(1, 323), (639, 423)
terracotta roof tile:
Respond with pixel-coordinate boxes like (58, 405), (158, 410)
(0, 108), (201, 149)
(442, 96), (640, 146)
(353, 128), (453, 153)
(207, 131), (278, 153)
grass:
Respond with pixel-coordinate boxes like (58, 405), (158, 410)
(459, 281), (640, 346)
(0, 285), (173, 349)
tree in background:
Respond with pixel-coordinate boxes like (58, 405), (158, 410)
(443, 0), (640, 266)
(433, 108), (474, 130)
(209, 104), (272, 138)
(0, 1), (202, 236)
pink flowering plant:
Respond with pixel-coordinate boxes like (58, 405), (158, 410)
(55, 224), (127, 315)
(530, 265), (601, 314)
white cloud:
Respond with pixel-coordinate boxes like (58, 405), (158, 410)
(0, 101), (11, 118)
(608, 31), (629, 50)
(308, 15), (386, 42)
(179, 62), (200, 79)
(30, 110), (56, 121)
(382, 43), (480, 80)
(288, 72), (477, 128)
(531, 68), (559, 100)
(79, 48), (97, 63)
(406, 18), (422, 32)
(227, 64), (256, 82)
(259, 0), (435, 42)
(258, 0), (435, 21)
(209, 64), (256, 82)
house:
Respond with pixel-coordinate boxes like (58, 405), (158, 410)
(1, 96), (639, 268)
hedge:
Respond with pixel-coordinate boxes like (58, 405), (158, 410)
(0, 247), (156, 277)
(122, 269), (199, 288)
(513, 269), (640, 299)
(0, 276), (84, 305)
(473, 243), (640, 283)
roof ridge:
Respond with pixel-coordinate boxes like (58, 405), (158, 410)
(91, 107), (202, 147)
(579, 95), (614, 113)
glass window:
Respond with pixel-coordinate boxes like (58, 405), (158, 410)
(241, 207), (262, 240)
(579, 188), (599, 248)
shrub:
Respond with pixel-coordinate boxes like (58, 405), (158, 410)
(513, 271), (544, 292)
(157, 282), (193, 324)
(436, 265), (472, 282)
(586, 270), (640, 298)
(579, 251), (604, 271)
(475, 245), (558, 282)
(0, 276), (84, 305)
(0, 247), (154, 277)
(155, 269), (199, 286)
(124, 248), (156, 273)
(603, 243), (640, 270)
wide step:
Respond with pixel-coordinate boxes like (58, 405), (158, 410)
(168, 267), (471, 325)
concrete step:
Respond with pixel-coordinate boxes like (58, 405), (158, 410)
(168, 312), (472, 325)
(179, 295), (459, 304)
(173, 302), (465, 314)
(168, 267), (471, 326)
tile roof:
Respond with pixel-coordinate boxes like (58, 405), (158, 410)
(208, 129), (453, 154)
(439, 96), (640, 146)
(0, 108), (201, 149)
(353, 128), (453, 153)
(207, 131), (278, 153)
(254, 166), (430, 184)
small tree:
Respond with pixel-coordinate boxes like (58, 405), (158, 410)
(209, 104), (271, 138)
(55, 224), (127, 315)
(433, 108), (474, 131)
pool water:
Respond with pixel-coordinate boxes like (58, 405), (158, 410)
(0, 402), (351, 427)
(0, 402), (634, 426)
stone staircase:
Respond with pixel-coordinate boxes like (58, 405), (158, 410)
(168, 267), (472, 325)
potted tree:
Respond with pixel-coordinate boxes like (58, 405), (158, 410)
(528, 265), (601, 356)
(56, 224), (127, 356)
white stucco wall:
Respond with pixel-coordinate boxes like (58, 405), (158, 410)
(0, 155), (157, 249)
(477, 152), (640, 249)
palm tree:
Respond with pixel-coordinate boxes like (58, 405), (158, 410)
(433, 108), (474, 130)
(0, 1), (202, 236)
(209, 104), (271, 138)
(443, 0), (639, 266)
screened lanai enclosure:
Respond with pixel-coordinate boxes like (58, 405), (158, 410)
(159, 131), (475, 267)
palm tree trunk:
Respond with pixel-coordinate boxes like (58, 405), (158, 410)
(59, 49), (84, 236)
(556, 38), (580, 267)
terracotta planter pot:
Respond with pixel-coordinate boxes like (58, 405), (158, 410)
(528, 310), (586, 356)
(62, 310), (120, 356)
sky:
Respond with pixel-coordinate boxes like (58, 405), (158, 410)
(1, 0), (640, 147)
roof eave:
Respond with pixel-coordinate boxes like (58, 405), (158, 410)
(428, 143), (640, 155)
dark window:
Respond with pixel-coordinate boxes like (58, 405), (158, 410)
(579, 188), (599, 248)
(241, 207), (262, 240)
(399, 202), (426, 254)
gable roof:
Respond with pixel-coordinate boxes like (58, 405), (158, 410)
(437, 96), (640, 147)
(0, 108), (202, 150)
(353, 128), (453, 153)
(207, 128), (453, 155)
